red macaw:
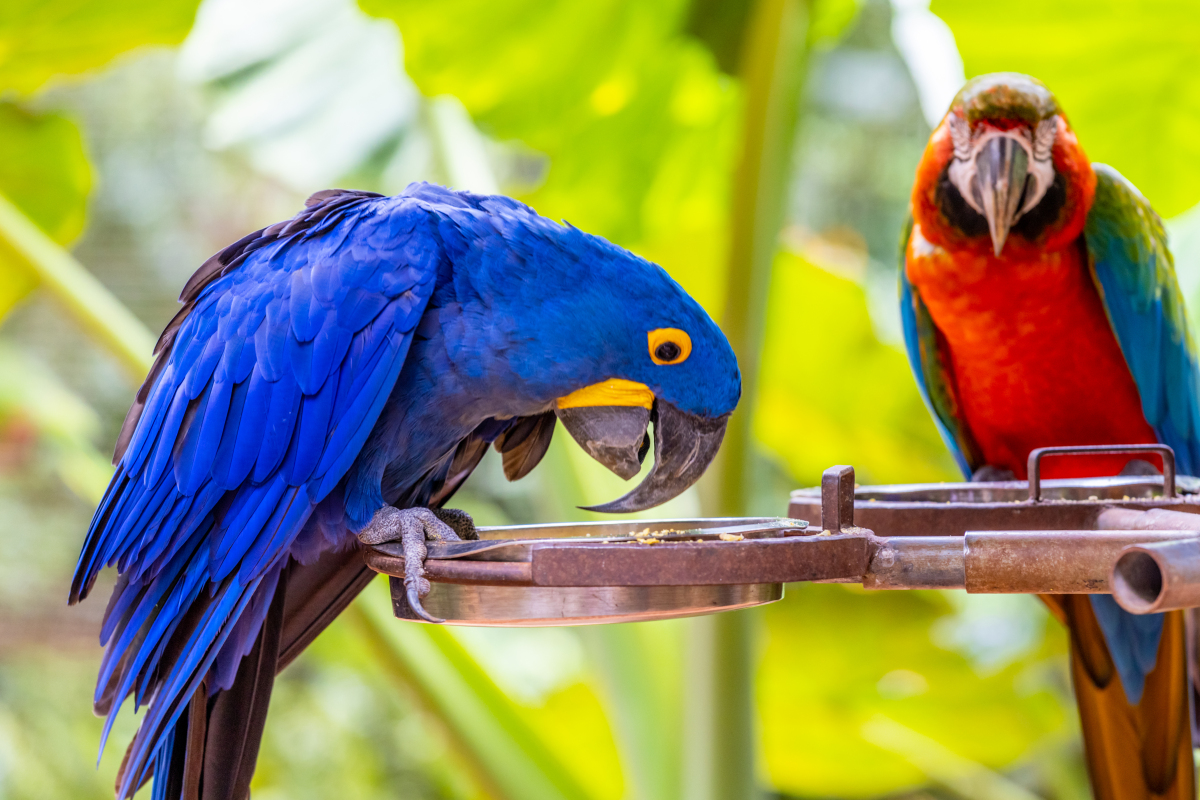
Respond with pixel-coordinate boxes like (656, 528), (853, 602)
(902, 73), (1196, 799)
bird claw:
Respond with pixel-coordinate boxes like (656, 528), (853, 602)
(1119, 458), (1160, 477)
(358, 506), (471, 624)
(971, 464), (1016, 482)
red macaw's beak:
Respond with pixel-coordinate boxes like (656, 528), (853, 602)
(974, 135), (1029, 256)
(554, 379), (729, 513)
(946, 115), (1058, 257)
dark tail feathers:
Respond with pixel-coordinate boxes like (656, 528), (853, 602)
(133, 546), (377, 800)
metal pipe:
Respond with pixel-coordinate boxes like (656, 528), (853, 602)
(863, 531), (1200, 594)
(1097, 506), (1200, 531)
(864, 537), (964, 590)
(963, 532), (1197, 593)
(1112, 539), (1200, 614)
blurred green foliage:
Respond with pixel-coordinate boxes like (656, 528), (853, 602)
(360, 0), (741, 314)
(0, 105), (90, 246)
(760, 586), (1076, 797)
(0, 107), (91, 316)
(757, 251), (952, 484)
(0, 0), (200, 95)
(0, 0), (200, 253)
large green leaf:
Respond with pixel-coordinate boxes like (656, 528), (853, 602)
(0, 104), (90, 245)
(0, 0), (201, 95)
(0, 104), (91, 317)
(0, 0), (199, 372)
(359, 0), (738, 313)
(756, 251), (958, 485)
(931, 0), (1200, 217)
(760, 585), (1071, 798)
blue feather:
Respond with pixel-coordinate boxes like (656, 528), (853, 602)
(211, 477), (288, 580)
(1086, 165), (1200, 476)
(289, 375), (338, 485)
(254, 298), (290, 381)
(211, 379), (251, 489)
(289, 269), (322, 343)
(146, 388), (192, 489)
(254, 379), (301, 482)
(171, 390), (212, 496)
(224, 369), (271, 487)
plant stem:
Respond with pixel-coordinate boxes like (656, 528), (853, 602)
(687, 1), (813, 799)
(349, 596), (596, 800)
(680, 609), (759, 800)
(0, 191), (154, 381)
(717, 0), (811, 518)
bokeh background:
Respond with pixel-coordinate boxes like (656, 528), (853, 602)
(1, 0), (1198, 798)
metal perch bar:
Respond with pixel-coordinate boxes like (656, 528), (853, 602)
(864, 531), (1200, 594)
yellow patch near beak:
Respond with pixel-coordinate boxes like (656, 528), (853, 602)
(556, 378), (654, 410)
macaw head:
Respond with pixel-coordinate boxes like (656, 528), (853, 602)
(433, 186), (741, 513)
(912, 72), (1096, 257)
(543, 241), (742, 513)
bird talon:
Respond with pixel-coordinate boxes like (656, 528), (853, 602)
(358, 506), (471, 625)
(405, 581), (444, 624)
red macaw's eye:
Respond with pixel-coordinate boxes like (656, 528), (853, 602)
(648, 328), (692, 365)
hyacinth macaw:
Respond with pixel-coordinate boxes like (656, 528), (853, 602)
(70, 184), (740, 800)
(901, 73), (1197, 799)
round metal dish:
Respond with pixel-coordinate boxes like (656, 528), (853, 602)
(392, 583), (783, 627)
(364, 517), (812, 626)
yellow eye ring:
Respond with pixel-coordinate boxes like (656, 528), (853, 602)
(648, 328), (692, 365)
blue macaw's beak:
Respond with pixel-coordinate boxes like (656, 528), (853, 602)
(554, 379), (729, 513)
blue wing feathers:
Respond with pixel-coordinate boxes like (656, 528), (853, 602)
(71, 188), (456, 795)
(211, 378), (250, 489)
(225, 372), (271, 485)
(291, 376), (338, 483)
(254, 378), (301, 482)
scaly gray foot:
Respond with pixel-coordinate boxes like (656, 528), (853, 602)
(971, 465), (1016, 482)
(357, 506), (469, 623)
(1119, 458), (1160, 477)
(431, 507), (479, 540)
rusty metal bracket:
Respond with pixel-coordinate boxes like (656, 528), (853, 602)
(821, 465), (855, 531)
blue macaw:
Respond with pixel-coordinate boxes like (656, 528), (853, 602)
(71, 184), (740, 799)
(902, 73), (1196, 797)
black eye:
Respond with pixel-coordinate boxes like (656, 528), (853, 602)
(655, 341), (681, 363)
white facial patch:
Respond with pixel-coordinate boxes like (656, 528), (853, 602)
(946, 114), (1058, 219)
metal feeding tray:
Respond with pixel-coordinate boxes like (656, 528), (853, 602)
(363, 445), (1200, 626)
(361, 517), (848, 626)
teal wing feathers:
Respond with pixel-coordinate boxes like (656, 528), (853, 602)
(1085, 164), (1200, 476)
